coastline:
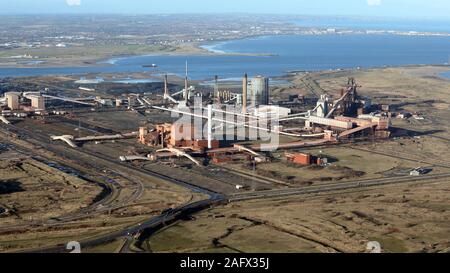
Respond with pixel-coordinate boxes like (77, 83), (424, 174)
(0, 43), (213, 69)
(0, 34), (449, 81)
(1, 30), (449, 70)
(0, 64), (448, 86)
(0, 38), (274, 69)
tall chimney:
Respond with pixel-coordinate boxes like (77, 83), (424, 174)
(184, 77), (189, 104)
(242, 73), (248, 114)
(214, 75), (219, 102)
(164, 74), (169, 98)
(184, 61), (189, 105)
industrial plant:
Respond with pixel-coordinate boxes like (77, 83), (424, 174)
(0, 68), (396, 165)
(0, 0), (449, 258)
(0, 53), (447, 255)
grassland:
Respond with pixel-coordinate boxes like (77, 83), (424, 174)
(145, 179), (450, 253)
(0, 43), (209, 68)
(0, 124), (204, 252)
(0, 156), (102, 227)
(1, 65), (449, 253)
(141, 66), (450, 253)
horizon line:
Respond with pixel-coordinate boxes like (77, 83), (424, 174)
(0, 13), (448, 21)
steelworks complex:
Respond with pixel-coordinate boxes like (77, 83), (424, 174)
(0, 66), (439, 253)
(1, 73), (393, 166)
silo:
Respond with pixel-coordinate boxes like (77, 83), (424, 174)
(31, 96), (45, 110)
(5, 92), (20, 110)
(250, 76), (269, 107)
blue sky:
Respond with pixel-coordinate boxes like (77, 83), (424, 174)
(1, 0), (450, 19)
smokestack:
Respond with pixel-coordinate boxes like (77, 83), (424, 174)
(184, 77), (189, 104)
(164, 74), (169, 98)
(214, 75), (219, 102)
(242, 73), (248, 114)
(184, 61), (189, 105)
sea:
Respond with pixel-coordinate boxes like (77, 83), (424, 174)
(0, 34), (449, 81)
(291, 18), (450, 33)
(441, 71), (450, 79)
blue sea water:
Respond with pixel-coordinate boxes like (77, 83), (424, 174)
(292, 18), (450, 33)
(0, 34), (449, 80)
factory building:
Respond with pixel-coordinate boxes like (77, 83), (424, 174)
(138, 123), (219, 151)
(249, 76), (269, 107)
(285, 152), (311, 165)
(30, 95), (45, 110)
(128, 96), (137, 107)
(316, 95), (329, 118)
(306, 116), (353, 130)
(285, 152), (328, 166)
(5, 92), (20, 110)
(254, 105), (291, 119)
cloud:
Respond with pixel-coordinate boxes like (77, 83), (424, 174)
(66, 0), (81, 6)
(367, 0), (382, 6)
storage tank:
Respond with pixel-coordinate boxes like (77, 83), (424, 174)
(249, 76), (269, 107)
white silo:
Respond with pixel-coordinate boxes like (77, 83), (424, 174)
(249, 76), (269, 107)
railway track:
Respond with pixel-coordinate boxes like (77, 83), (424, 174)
(0, 139), (120, 232)
(3, 121), (449, 252)
(0, 126), (146, 229)
(2, 122), (218, 196)
(1, 122), (223, 253)
(229, 172), (450, 202)
(24, 195), (227, 253)
(349, 146), (450, 169)
(217, 164), (291, 187)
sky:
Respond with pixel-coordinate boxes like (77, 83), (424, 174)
(1, 0), (450, 20)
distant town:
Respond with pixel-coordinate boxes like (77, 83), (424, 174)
(0, 11), (449, 256)
(0, 14), (449, 66)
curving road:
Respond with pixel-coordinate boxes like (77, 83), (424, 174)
(3, 121), (450, 253)
(1, 122), (223, 253)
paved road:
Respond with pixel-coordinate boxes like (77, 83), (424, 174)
(25, 194), (226, 253)
(3, 121), (450, 253)
(31, 171), (450, 252)
(0, 139), (119, 232)
(1, 122), (224, 252)
(2, 123), (217, 196)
